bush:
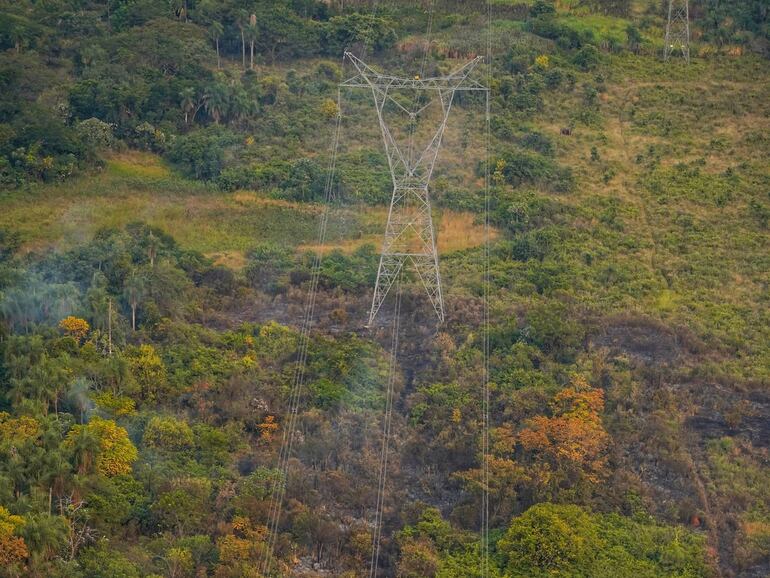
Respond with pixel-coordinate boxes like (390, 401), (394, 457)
(519, 131), (554, 156)
(76, 118), (116, 152)
(497, 149), (574, 193)
(499, 504), (711, 577)
(245, 244), (295, 292)
(530, 1), (556, 18)
(499, 503), (600, 577)
(573, 44), (601, 71)
(280, 158), (327, 202)
(524, 302), (585, 362)
(317, 245), (378, 291)
(322, 14), (397, 55)
(166, 127), (239, 180)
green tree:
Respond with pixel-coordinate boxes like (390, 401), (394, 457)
(78, 541), (141, 578)
(143, 416), (194, 452)
(498, 503), (601, 577)
(153, 478), (211, 537)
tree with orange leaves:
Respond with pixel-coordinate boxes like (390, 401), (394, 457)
(516, 376), (609, 498)
(257, 415), (279, 443)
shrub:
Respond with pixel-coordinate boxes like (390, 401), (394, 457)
(573, 44), (601, 71)
(76, 118), (116, 152)
(245, 243), (295, 292)
(317, 245), (378, 290)
(166, 127), (239, 180)
(497, 149), (574, 193)
(524, 302), (585, 362)
(499, 503), (600, 576)
(281, 158), (327, 201)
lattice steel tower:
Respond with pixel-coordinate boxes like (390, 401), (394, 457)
(342, 52), (486, 325)
(664, 0), (690, 63)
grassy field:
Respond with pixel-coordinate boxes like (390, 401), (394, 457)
(1, 151), (493, 268)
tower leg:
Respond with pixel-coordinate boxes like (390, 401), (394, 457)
(411, 254), (444, 323)
(368, 253), (404, 326)
(368, 184), (444, 325)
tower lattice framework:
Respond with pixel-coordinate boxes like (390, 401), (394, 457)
(664, 0), (690, 63)
(342, 52), (486, 325)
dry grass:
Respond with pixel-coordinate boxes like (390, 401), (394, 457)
(0, 153), (493, 269)
(298, 205), (495, 255)
(105, 150), (173, 178)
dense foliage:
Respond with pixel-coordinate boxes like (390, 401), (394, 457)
(0, 0), (769, 577)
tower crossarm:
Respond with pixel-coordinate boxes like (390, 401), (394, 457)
(341, 52), (487, 92)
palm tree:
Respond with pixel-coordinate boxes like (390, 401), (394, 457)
(169, 0), (188, 22)
(40, 451), (72, 512)
(6, 454), (28, 498)
(48, 283), (81, 323)
(146, 231), (160, 267)
(123, 270), (146, 331)
(246, 14), (258, 71)
(204, 82), (229, 125)
(28, 356), (68, 416)
(230, 87), (256, 127)
(179, 87), (196, 125)
(209, 20), (224, 69)
(20, 513), (68, 569)
(237, 9), (248, 70)
(67, 427), (101, 476)
(8, 374), (34, 408)
(9, 25), (28, 54)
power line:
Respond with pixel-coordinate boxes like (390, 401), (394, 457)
(482, 0), (492, 574)
(369, 275), (402, 578)
(261, 0), (386, 573)
(260, 82), (344, 577)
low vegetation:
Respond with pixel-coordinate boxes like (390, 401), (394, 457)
(0, 0), (768, 577)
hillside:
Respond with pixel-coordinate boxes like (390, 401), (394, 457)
(0, 1), (769, 577)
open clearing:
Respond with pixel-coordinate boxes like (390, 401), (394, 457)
(1, 152), (494, 267)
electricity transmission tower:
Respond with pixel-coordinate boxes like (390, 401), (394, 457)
(664, 0), (690, 63)
(342, 52), (486, 325)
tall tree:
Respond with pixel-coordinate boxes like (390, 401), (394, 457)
(237, 10), (248, 70)
(179, 87), (196, 125)
(247, 14), (258, 71)
(203, 81), (229, 125)
(209, 20), (224, 69)
(123, 270), (146, 331)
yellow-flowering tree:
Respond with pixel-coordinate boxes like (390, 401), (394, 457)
(65, 417), (138, 477)
(59, 316), (90, 342)
(0, 506), (28, 569)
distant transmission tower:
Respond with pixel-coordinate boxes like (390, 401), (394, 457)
(342, 52), (486, 325)
(664, 0), (690, 63)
